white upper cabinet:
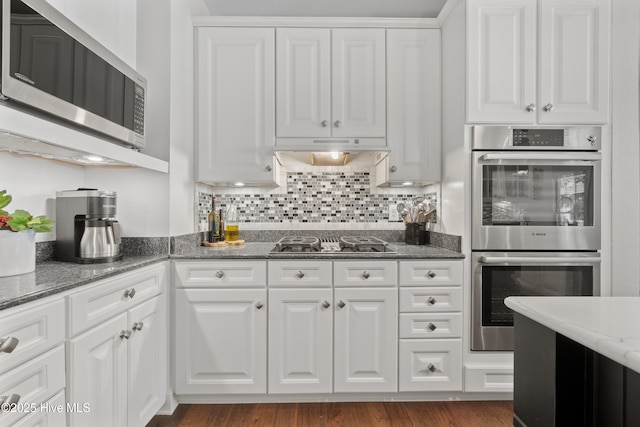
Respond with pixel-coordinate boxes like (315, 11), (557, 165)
(467, 0), (609, 124)
(383, 29), (441, 185)
(195, 27), (279, 185)
(275, 28), (386, 145)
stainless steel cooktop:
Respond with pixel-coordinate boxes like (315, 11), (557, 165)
(271, 236), (396, 254)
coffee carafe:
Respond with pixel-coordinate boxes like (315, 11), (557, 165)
(56, 189), (122, 263)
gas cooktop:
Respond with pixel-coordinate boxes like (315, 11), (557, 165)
(270, 236), (397, 254)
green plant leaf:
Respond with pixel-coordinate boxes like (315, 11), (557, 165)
(0, 190), (12, 214)
(6, 209), (32, 232)
(28, 215), (55, 233)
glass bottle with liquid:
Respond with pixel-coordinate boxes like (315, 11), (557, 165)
(208, 195), (220, 242)
(225, 202), (239, 241)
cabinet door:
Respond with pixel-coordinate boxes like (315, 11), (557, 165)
(467, 0), (537, 123)
(174, 289), (267, 394)
(538, 0), (610, 124)
(276, 28), (331, 138)
(67, 313), (128, 427)
(128, 295), (166, 427)
(386, 29), (441, 184)
(334, 288), (397, 392)
(196, 28), (275, 185)
(268, 288), (333, 394)
(331, 29), (386, 137)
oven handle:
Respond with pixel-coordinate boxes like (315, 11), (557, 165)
(478, 153), (602, 162)
(478, 256), (601, 265)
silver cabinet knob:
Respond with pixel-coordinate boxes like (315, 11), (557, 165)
(124, 288), (136, 299)
(526, 103), (536, 112)
(361, 271), (370, 279)
(321, 120), (329, 127)
(0, 394), (21, 407)
(334, 120), (342, 128)
(296, 271), (305, 279)
(390, 165), (398, 173)
(322, 300), (331, 309)
(0, 336), (19, 354)
(427, 296), (437, 306)
(215, 270), (225, 279)
(427, 270), (436, 279)
(543, 103), (554, 112)
(265, 165), (272, 172)
(132, 322), (144, 331)
(256, 301), (264, 310)
(427, 363), (437, 373)
(587, 135), (597, 145)
(337, 300), (346, 308)
(120, 330), (132, 340)
(426, 323), (437, 332)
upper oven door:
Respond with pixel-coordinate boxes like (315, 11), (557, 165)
(472, 151), (601, 250)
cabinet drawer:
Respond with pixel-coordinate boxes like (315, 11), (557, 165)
(175, 260), (267, 288)
(333, 261), (397, 287)
(399, 339), (462, 392)
(268, 261), (332, 287)
(464, 365), (514, 393)
(0, 345), (65, 426)
(13, 390), (66, 427)
(399, 287), (462, 312)
(399, 313), (462, 339)
(399, 261), (462, 286)
(68, 263), (166, 336)
(0, 298), (65, 375)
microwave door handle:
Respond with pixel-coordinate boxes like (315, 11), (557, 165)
(478, 256), (601, 264)
(478, 153), (602, 162)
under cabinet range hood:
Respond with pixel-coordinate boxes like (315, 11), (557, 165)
(275, 137), (387, 152)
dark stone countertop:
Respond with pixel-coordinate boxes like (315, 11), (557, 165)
(0, 255), (168, 311)
(171, 242), (465, 260)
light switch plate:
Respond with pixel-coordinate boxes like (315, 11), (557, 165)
(389, 204), (399, 221)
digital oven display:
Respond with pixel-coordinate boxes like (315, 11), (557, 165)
(512, 129), (565, 147)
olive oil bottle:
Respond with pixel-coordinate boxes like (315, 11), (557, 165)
(208, 195), (220, 242)
(225, 202), (239, 241)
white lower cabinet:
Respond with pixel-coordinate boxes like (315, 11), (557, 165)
(334, 288), (398, 393)
(399, 340), (462, 392)
(174, 288), (267, 394)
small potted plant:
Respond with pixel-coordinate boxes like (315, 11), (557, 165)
(0, 189), (55, 277)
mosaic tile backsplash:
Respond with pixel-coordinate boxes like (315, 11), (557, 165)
(197, 171), (437, 228)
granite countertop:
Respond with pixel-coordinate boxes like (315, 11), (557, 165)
(505, 296), (640, 374)
(0, 255), (167, 311)
(171, 242), (465, 260)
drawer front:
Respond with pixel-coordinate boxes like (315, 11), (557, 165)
(68, 263), (166, 336)
(175, 261), (267, 288)
(399, 261), (463, 286)
(464, 365), (514, 393)
(0, 345), (65, 426)
(399, 287), (463, 313)
(0, 298), (65, 375)
(398, 339), (462, 392)
(334, 261), (398, 287)
(268, 261), (332, 287)
(12, 390), (66, 427)
(399, 313), (462, 339)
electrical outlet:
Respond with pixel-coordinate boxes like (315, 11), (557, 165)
(388, 204), (399, 221)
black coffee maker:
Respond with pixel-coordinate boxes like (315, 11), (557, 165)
(55, 189), (122, 263)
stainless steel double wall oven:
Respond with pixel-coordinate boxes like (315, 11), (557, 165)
(471, 126), (602, 351)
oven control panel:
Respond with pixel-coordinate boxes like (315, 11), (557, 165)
(512, 129), (565, 147)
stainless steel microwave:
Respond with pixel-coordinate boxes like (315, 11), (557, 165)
(0, 0), (146, 148)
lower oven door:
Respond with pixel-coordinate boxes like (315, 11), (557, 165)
(471, 251), (601, 351)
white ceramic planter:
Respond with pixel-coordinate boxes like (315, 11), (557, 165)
(0, 229), (36, 277)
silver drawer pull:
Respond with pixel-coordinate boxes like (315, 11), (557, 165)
(215, 270), (225, 279)
(132, 322), (144, 331)
(427, 296), (437, 306)
(426, 323), (437, 332)
(337, 300), (346, 308)
(361, 271), (370, 279)
(427, 363), (437, 373)
(322, 300), (331, 309)
(0, 337), (19, 354)
(0, 394), (21, 407)
(124, 288), (136, 299)
(296, 271), (305, 279)
(256, 301), (264, 310)
(120, 330), (132, 340)
(427, 270), (436, 279)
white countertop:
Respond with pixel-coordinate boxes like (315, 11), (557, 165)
(504, 296), (640, 374)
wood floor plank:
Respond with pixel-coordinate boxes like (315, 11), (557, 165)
(147, 401), (514, 427)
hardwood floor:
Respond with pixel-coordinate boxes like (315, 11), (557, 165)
(147, 401), (513, 427)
